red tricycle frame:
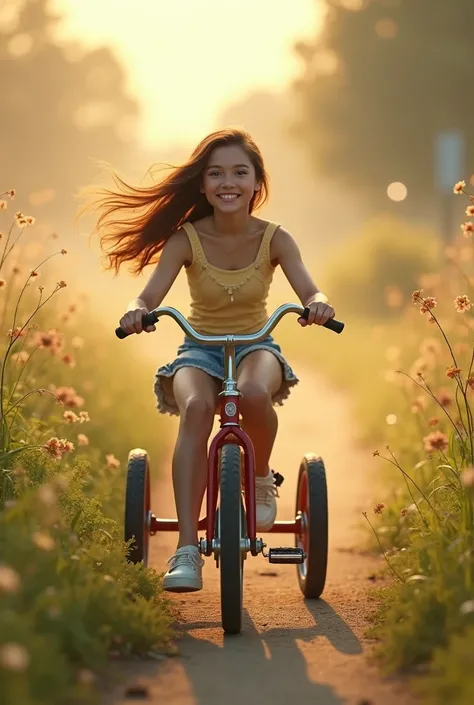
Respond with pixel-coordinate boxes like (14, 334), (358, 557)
(149, 336), (302, 553)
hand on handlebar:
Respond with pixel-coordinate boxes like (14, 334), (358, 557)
(298, 300), (335, 327)
(118, 307), (157, 336)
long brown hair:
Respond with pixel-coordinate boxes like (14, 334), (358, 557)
(80, 128), (269, 276)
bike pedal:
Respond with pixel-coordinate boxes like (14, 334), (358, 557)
(272, 471), (284, 487)
(267, 547), (306, 564)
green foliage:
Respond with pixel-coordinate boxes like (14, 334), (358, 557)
(322, 216), (442, 318)
(285, 196), (474, 701)
(415, 627), (474, 705)
(0, 204), (173, 704)
(292, 0), (474, 210)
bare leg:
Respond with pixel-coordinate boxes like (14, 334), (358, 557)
(172, 367), (219, 548)
(237, 350), (283, 477)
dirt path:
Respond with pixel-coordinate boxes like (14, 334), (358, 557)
(106, 367), (418, 705)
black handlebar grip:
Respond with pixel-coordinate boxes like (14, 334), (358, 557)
(115, 311), (159, 339)
(301, 307), (345, 334)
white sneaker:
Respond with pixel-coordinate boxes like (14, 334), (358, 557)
(163, 545), (204, 593)
(255, 470), (279, 531)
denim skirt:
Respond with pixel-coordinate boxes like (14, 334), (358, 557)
(153, 334), (299, 416)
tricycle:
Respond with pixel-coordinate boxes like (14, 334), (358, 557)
(116, 303), (344, 634)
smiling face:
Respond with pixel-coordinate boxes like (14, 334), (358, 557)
(201, 144), (261, 214)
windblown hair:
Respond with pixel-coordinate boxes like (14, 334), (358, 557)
(80, 128), (269, 276)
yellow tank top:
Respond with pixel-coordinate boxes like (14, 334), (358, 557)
(181, 221), (279, 335)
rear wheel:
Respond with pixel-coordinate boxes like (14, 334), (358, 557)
(124, 449), (151, 566)
(219, 444), (245, 634)
(295, 455), (328, 598)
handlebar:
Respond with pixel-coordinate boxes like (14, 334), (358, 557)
(115, 303), (345, 344)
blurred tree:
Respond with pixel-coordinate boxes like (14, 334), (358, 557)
(0, 0), (139, 224)
(292, 0), (474, 214)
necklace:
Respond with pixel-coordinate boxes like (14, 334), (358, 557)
(202, 263), (260, 302)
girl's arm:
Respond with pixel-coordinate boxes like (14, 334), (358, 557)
(127, 229), (191, 312)
(271, 226), (335, 326)
(121, 230), (191, 334)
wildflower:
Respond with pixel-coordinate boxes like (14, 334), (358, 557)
(446, 366), (462, 379)
(0, 643), (30, 672)
(373, 503), (385, 514)
(437, 389), (453, 407)
(372, 450), (380, 456)
(58, 280), (67, 288)
(63, 410), (79, 423)
(454, 294), (473, 313)
(454, 180), (466, 194)
(0, 564), (21, 593)
(79, 411), (90, 423)
(428, 417), (439, 427)
(106, 453), (120, 469)
(61, 248), (67, 255)
(30, 329), (63, 353)
(461, 222), (474, 237)
(0, 200), (7, 210)
(400, 508), (409, 517)
(466, 205), (474, 217)
(15, 212), (35, 227)
(7, 189), (15, 198)
(420, 296), (437, 314)
(77, 433), (89, 446)
(32, 531), (55, 551)
(461, 467), (474, 488)
(7, 326), (25, 340)
(423, 430), (449, 453)
(467, 377), (474, 390)
(0, 279), (5, 288)
(53, 385), (85, 408)
(43, 437), (75, 459)
(412, 289), (423, 303)
(62, 353), (76, 367)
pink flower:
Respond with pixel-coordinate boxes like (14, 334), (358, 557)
(423, 430), (449, 453)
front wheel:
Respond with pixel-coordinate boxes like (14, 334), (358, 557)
(219, 444), (245, 634)
(295, 455), (328, 598)
(124, 449), (151, 566)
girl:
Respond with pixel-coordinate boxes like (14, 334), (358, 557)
(91, 128), (335, 593)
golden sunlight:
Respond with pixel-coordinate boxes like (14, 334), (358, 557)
(51, 0), (323, 149)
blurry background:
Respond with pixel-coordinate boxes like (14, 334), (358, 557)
(1, 0), (473, 366)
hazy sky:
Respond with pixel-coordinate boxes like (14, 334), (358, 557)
(52, 0), (323, 149)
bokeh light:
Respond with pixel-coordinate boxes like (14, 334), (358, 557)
(387, 181), (408, 201)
